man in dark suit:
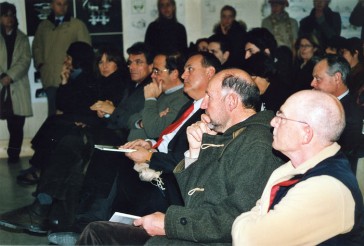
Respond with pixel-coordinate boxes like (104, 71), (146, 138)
(311, 54), (363, 174)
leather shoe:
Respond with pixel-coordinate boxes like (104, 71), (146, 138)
(0, 201), (50, 234)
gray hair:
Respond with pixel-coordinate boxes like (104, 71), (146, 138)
(323, 54), (351, 85)
(221, 75), (261, 111)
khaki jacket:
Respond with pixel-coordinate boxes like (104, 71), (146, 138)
(0, 30), (33, 116)
(32, 17), (91, 88)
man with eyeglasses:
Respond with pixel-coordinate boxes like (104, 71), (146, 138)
(233, 90), (364, 245)
(311, 54), (363, 174)
(127, 52), (189, 141)
(77, 68), (283, 245)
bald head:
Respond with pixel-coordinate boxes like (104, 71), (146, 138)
(286, 90), (345, 143)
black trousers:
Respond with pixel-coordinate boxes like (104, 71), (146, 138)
(77, 221), (150, 245)
(6, 114), (25, 159)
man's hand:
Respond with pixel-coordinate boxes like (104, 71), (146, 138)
(121, 139), (153, 150)
(90, 100), (115, 117)
(186, 114), (217, 158)
(0, 75), (12, 86)
(125, 146), (153, 163)
(134, 212), (166, 236)
(144, 80), (163, 99)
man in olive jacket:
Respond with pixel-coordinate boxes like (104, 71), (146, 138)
(32, 0), (90, 115)
(77, 68), (283, 245)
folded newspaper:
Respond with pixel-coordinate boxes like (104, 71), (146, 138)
(94, 145), (136, 153)
(109, 212), (141, 225)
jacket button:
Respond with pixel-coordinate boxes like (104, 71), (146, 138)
(180, 217), (187, 225)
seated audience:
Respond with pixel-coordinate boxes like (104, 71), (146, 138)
(195, 37), (209, 52)
(292, 34), (322, 93)
(76, 68), (284, 245)
(0, 43), (129, 234)
(244, 52), (291, 112)
(232, 89), (364, 245)
(324, 35), (346, 55)
(207, 34), (234, 68)
(112, 52), (221, 215)
(311, 54), (363, 174)
(244, 27), (293, 87)
(77, 50), (193, 227)
(17, 44), (127, 185)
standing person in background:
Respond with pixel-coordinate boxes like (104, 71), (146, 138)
(145, 0), (187, 55)
(262, 0), (298, 52)
(349, 0), (364, 40)
(213, 5), (246, 69)
(32, 0), (91, 116)
(0, 2), (33, 164)
(299, 0), (341, 49)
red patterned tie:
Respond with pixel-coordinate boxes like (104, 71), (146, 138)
(153, 103), (195, 149)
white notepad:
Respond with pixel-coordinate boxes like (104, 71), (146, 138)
(94, 145), (136, 153)
(109, 212), (141, 225)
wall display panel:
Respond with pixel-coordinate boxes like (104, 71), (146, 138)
(75, 0), (122, 34)
(24, 0), (74, 36)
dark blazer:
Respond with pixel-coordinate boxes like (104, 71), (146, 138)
(339, 93), (363, 154)
(107, 76), (151, 130)
(149, 101), (204, 173)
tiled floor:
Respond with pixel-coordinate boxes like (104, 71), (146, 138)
(0, 157), (48, 245)
(0, 156), (364, 245)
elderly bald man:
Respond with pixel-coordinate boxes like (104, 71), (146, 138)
(232, 90), (364, 245)
(77, 69), (284, 245)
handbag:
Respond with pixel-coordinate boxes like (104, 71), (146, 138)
(0, 85), (13, 119)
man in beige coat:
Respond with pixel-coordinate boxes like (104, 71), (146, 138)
(0, 2), (33, 163)
(32, 0), (90, 115)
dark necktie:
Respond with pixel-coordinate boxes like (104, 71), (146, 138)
(55, 18), (62, 27)
(152, 103), (195, 149)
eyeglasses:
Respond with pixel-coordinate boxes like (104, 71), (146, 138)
(152, 68), (169, 75)
(273, 110), (308, 125)
(127, 59), (146, 67)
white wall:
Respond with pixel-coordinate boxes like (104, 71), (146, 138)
(0, 0), (360, 140)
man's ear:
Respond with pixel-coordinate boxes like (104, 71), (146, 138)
(226, 93), (239, 111)
(206, 67), (215, 80)
(302, 125), (313, 145)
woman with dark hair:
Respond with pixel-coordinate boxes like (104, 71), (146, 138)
(245, 52), (291, 112)
(292, 34), (322, 93)
(17, 44), (129, 185)
(144, 0), (187, 55)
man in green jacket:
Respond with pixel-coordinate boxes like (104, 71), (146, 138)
(77, 68), (284, 245)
